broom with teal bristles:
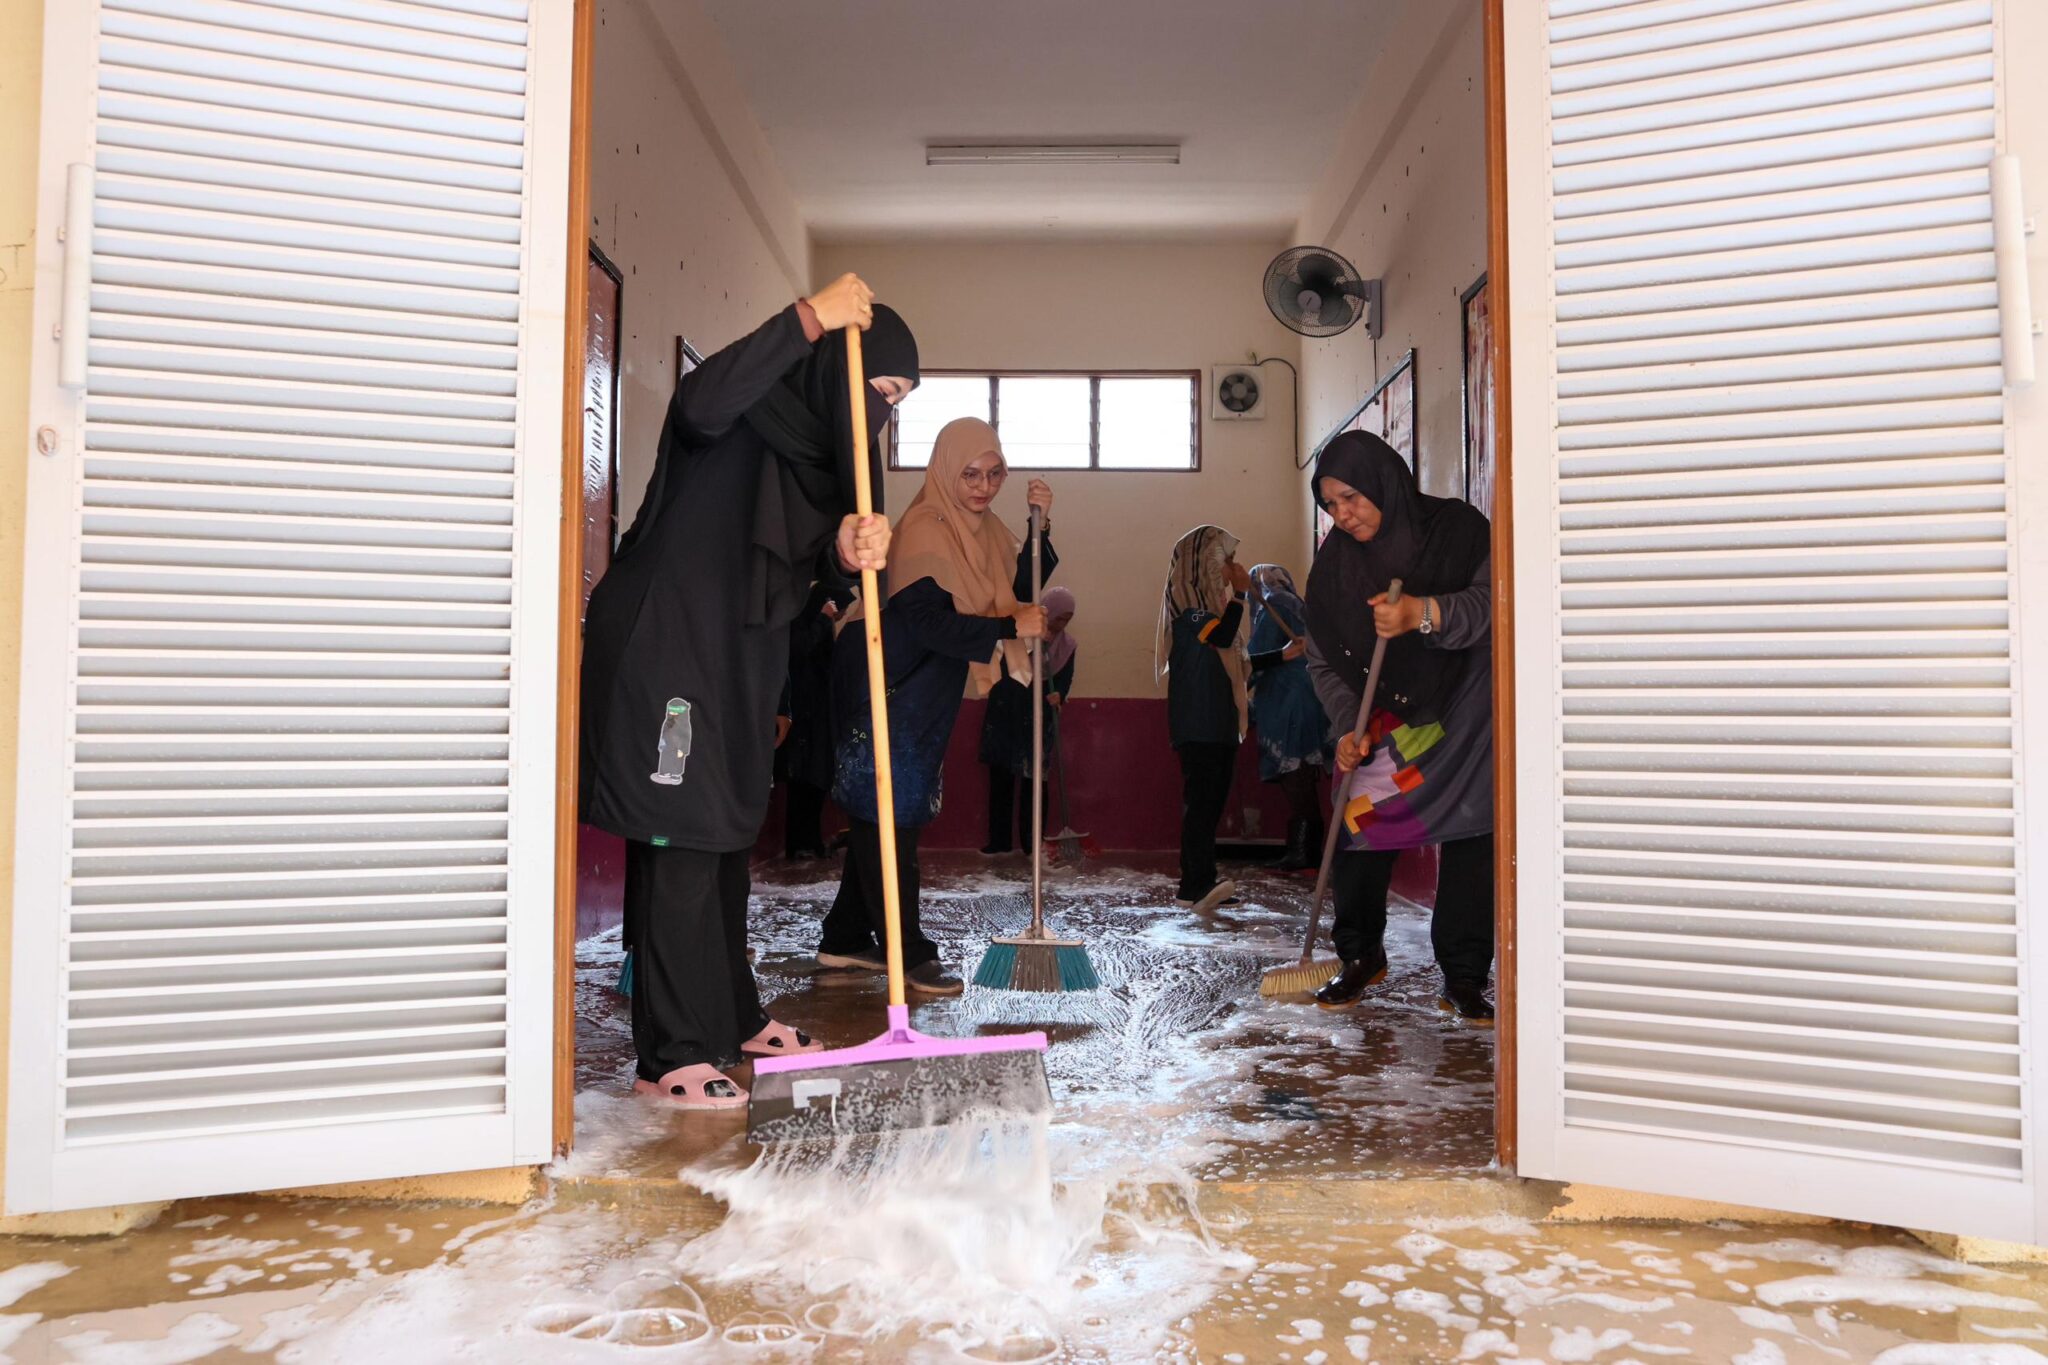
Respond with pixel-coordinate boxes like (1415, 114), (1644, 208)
(974, 507), (1099, 994)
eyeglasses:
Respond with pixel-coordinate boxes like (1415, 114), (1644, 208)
(959, 466), (1008, 490)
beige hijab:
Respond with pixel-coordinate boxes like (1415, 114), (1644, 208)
(849, 417), (1031, 699)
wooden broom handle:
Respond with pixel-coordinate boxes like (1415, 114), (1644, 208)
(845, 326), (908, 1008)
(1251, 582), (1301, 644)
(1299, 578), (1402, 965)
(1028, 505), (1045, 936)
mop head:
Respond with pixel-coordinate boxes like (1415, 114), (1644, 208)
(747, 1006), (1050, 1145)
(1259, 955), (1344, 999)
(973, 936), (1100, 993)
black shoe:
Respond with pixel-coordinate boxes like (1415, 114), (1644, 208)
(906, 959), (964, 996)
(1313, 953), (1389, 1009)
(1438, 980), (1496, 1028)
(1274, 818), (1318, 873)
(979, 843), (1013, 857)
(785, 845), (828, 862)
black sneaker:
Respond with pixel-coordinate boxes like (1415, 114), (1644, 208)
(1438, 980), (1496, 1028)
(815, 946), (886, 973)
(979, 843), (1013, 857)
(905, 959), (964, 996)
(1313, 954), (1390, 1009)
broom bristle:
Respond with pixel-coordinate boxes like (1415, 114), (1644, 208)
(974, 938), (1099, 993)
(972, 943), (1019, 990)
(1259, 955), (1343, 999)
(1046, 833), (1092, 866)
(1056, 943), (1099, 991)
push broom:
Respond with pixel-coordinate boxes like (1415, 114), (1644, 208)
(1259, 580), (1402, 999)
(974, 508), (1099, 993)
(1043, 710), (1099, 865)
(748, 326), (1052, 1144)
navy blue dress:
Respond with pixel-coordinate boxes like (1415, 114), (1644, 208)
(829, 539), (1054, 826)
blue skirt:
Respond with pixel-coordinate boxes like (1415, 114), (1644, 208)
(1251, 660), (1331, 781)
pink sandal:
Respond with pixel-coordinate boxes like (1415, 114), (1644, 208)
(741, 1020), (824, 1058)
(632, 1064), (747, 1110)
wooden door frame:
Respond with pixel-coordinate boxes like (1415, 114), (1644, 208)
(553, 0), (597, 1154)
(1483, 0), (1518, 1173)
(545, 0), (1523, 1163)
(586, 241), (626, 568)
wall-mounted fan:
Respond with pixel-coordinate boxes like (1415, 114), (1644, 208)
(1210, 364), (1265, 420)
(1262, 245), (1383, 339)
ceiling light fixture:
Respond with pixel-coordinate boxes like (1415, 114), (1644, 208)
(925, 143), (1181, 167)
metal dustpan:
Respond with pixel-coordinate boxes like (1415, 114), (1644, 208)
(747, 322), (1050, 1145)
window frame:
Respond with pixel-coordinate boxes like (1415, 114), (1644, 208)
(888, 368), (1204, 473)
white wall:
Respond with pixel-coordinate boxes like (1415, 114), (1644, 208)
(1296, 0), (1487, 502)
(589, 0), (812, 526)
(814, 238), (1307, 698)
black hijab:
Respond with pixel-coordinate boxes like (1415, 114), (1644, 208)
(1305, 431), (1489, 726)
(741, 304), (919, 627)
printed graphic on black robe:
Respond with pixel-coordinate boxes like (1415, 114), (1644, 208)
(651, 698), (693, 785)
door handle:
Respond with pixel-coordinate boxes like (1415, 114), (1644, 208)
(1992, 154), (2037, 390)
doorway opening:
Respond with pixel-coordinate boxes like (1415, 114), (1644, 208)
(553, 0), (1511, 1190)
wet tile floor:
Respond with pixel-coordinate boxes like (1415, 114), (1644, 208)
(2, 1190), (2045, 1361)
(570, 854), (1499, 1185)
(3, 856), (2046, 1361)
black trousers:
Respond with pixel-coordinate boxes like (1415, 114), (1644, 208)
(817, 818), (940, 969)
(1330, 832), (1495, 986)
(1277, 766), (1322, 823)
(1176, 740), (1238, 900)
(784, 778), (828, 856)
(622, 841), (766, 1079)
(985, 764), (1050, 852)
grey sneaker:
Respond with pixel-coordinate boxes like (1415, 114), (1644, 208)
(815, 946), (886, 973)
(1179, 879), (1240, 915)
(905, 959), (964, 996)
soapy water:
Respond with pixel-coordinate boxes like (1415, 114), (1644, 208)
(546, 860), (1491, 1355)
(15, 1182), (2048, 1363)
(674, 1111), (1251, 1360)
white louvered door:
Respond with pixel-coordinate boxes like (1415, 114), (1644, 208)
(14, 0), (570, 1211)
(1506, 0), (2048, 1239)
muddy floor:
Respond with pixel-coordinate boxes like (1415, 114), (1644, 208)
(2, 856), (2045, 1362)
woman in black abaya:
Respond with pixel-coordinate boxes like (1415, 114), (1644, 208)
(1303, 431), (1495, 1023)
(580, 274), (918, 1108)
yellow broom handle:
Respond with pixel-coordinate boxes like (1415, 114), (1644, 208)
(844, 326), (907, 1009)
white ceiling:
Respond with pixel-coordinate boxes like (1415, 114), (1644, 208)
(699, 0), (1402, 240)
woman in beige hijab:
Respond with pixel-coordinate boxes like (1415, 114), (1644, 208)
(817, 417), (1055, 994)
